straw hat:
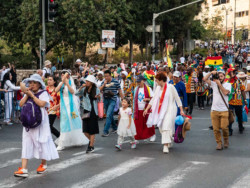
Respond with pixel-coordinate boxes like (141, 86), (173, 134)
(237, 72), (248, 78)
(44, 60), (51, 67)
(182, 118), (191, 138)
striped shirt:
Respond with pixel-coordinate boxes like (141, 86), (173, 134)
(101, 78), (121, 101)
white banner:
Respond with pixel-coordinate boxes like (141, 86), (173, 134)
(101, 30), (115, 48)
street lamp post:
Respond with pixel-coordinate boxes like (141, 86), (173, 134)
(151, 0), (203, 62)
(222, 5), (232, 44)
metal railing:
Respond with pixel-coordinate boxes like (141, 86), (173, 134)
(0, 91), (21, 124)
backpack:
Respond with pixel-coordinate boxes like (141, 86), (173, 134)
(20, 90), (45, 131)
(174, 124), (184, 143)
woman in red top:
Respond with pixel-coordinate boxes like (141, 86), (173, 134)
(46, 76), (60, 138)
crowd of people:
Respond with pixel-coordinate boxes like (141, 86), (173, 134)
(0, 43), (250, 178)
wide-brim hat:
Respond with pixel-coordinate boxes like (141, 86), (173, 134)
(44, 60), (51, 67)
(121, 71), (128, 77)
(205, 65), (210, 69)
(85, 75), (97, 85)
(23, 74), (46, 90)
(182, 118), (191, 138)
(237, 72), (248, 78)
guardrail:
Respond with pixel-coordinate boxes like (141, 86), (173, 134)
(0, 91), (21, 125)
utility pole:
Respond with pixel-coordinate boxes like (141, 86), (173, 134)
(234, 0), (236, 45)
(41, 0), (46, 69)
(151, 0), (203, 62)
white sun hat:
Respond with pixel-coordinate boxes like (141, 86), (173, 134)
(85, 75), (97, 85)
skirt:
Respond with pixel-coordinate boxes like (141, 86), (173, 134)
(134, 110), (155, 140)
(82, 108), (99, 135)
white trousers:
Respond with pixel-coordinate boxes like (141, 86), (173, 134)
(159, 129), (172, 145)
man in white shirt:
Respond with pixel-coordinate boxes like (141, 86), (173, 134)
(180, 57), (185, 64)
(0, 63), (11, 83)
(42, 60), (52, 77)
(204, 70), (231, 150)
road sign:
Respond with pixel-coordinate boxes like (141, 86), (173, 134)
(146, 25), (160, 33)
(101, 30), (115, 48)
(98, 49), (107, 54)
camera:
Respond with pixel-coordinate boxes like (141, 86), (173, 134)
(212, 73), (219, 80)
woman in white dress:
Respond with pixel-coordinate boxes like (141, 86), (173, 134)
(14, 74), (59, 177)
(144, 72), (185, 154)
(55, 70), (89, 150)
(2, 71), (20, 125)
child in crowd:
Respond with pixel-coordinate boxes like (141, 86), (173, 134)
(14, 74), (59, 178)
(115, 98), (137, 150)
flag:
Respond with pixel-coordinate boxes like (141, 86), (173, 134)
(166, 43), (173, 68)
(205, 56), (223, 70)
(143, 70), (155, 87)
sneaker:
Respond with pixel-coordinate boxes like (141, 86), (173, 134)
(163, 145), (169, 154)
(14, 167), (28, 177)
(86, 146), (95, 153)
(115, 144), (122, 150)
(56, 146), (65, 151)
(224, 140), (229, 148)
(37, 164), (47, 174)
(201, 107), (204, 110)
(131, 143), (136, 149)
(111, 130), (117, 134)
(102, 133), (110, 137)
(149, 135), (156, 142)
(6, 121), (13, 125)
(216, 143), (223, 150)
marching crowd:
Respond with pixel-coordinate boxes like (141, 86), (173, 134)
(0, 43), (250, 178)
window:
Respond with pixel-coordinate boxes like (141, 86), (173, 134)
(242, 11), (245, 17)
(239, 12), (242, 17)
(246, 11), (249, 16)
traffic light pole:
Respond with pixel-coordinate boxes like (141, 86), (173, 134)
(151, 0), (203, 62)
(41, 0), (46, 68)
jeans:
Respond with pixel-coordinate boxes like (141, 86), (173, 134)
(187, 93), (195, 114)
(197, 94), (205, 108)
(103, 98), (117, 134)
(228, 105), (243, 133)
(211, 111), (229, 144)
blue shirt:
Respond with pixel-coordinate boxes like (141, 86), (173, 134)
(101, 78), (121, 101)
(169, 80), (188, 108)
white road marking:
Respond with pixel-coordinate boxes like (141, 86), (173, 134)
(148, 161), (208, 188)
(73, 148), (102, 156)
(0, 148), (20, 155)
(70, 157), (153, 188)
(230, 169), (250, 188)
(0, 159), (20, 169)
(0, 153), (103, 188)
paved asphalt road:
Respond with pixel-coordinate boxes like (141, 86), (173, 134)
(0, 107), (250, 188)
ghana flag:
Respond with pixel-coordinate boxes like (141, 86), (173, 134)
(143, 70), (155, 87)
(205, 56), (223, 69)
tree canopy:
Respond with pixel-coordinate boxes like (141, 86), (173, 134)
(0, 0), (204, 67)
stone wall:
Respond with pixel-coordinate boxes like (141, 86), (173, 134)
(16, 70), (36, 83)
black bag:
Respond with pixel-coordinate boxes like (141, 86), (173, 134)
(103, 91), (115, 99)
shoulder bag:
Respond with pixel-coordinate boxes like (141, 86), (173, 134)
(217, 86), (234, 124)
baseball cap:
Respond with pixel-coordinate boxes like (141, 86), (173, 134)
(173, 71), (181, 77)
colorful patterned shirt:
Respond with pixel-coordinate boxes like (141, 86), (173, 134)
(228, 78), (245, 106)
(183, 74), (197, 93)
(46, 86), (60, 116)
